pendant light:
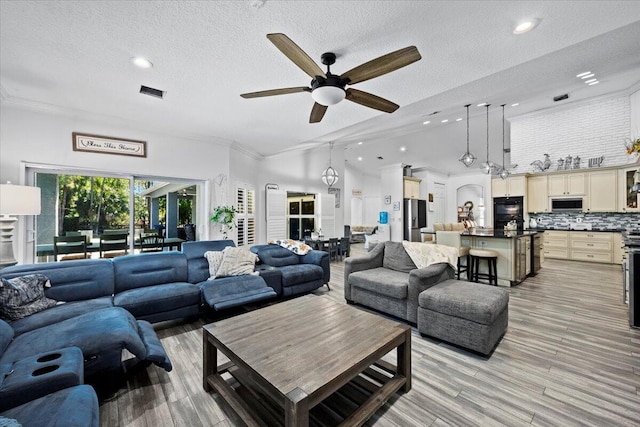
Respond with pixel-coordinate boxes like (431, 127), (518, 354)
(480, 104), (495, 174)
(458, 104), (476, 167)
(498, 104), (510, 179)
(321, 142), (339, 187)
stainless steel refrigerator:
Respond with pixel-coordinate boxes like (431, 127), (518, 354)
(403, 199), (427, 241)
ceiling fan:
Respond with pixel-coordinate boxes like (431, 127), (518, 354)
(240, 33), (422, 123)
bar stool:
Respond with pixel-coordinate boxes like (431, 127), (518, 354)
(469, 248), (498, 285)
(435, 231), (470, 280)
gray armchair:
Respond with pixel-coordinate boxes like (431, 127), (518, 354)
(344, 241), (454, 323)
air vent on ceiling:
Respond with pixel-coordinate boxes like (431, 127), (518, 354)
(140, 85), (165, 99)
(553, 93), (569, 102)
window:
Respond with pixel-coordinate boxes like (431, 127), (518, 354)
(236, 185), (255, 246)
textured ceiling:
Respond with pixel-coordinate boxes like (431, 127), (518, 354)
(1, 1), (640, 175)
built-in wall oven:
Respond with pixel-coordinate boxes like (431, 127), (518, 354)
(493, 197), (524, 231)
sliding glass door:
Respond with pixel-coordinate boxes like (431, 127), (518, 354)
(25, 164), (206, 263)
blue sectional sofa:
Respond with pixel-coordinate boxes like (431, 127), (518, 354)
(0, 240), (330, 425)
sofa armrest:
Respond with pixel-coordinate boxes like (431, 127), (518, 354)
(343, 243), (384, 301)
(406, 263), (455, 323)
(301, 250), (330, 284)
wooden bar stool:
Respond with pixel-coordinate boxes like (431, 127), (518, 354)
(436, 231), (470, 280)
(469, 248), (498, 285)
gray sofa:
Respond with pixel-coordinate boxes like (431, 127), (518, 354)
(344, 241), (454, 323)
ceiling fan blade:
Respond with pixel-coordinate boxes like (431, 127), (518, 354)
(267, 33), (326, 79)
(341, 46), (421, 85)
(345, 88), (399, 113)
(240, 87), (311, 99)
(310, 102), (328, 123)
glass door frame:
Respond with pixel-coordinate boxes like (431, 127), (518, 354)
(22, 161), (210, 264)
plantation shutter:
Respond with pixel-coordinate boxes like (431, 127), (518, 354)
(266, 188), (286, 241)
(319, 193), (335, 237)
(236, 186), (255, 246)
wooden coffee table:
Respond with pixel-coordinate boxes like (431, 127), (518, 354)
(203, 295), (411, 427)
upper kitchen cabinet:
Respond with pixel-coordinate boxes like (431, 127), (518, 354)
(492, 175), (525, 198)
(618, 166), (640, 212)
(526, 175), (549, 212)
(403, 177), (421, 199)
(587, 170), (617, 212)
(548, 172), (586, 196)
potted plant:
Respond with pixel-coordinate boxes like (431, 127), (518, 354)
(210, 205), (238, 239)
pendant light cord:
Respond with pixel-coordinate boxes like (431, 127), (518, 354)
(465, 104), (471, 151)
(485, 104), (491, 162)
(501, 104), (506, 166)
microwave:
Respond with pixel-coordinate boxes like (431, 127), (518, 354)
(551, 198), (583, 212)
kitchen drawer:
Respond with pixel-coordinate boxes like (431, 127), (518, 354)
(571, 240), (612, 251)
(571, 250), (612, 263)
(543, 248), (569, 259)
(570, 231), (613, 241)
(545, 230), (569, 238)
(544, 238), (569, 249)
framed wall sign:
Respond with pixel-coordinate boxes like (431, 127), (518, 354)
(72, 132), (147, 158)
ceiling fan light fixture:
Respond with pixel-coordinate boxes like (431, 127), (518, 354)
(311, 86), (346, 106)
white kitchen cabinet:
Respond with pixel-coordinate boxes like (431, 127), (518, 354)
(587, 170), (617, 212)
(526, 175), (548, 212)
(618, 166), (640, 212)
(548, 173), (586, 196)
(403, 177), (421, 199)
(492, 175), (525, 197)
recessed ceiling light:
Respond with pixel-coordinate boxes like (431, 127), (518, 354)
(400, 147), (406, 152)
(585, 78), (597, 84)
(423, 120), (430, 125)
(441, 119), (449, 123)
(357, 156), (363, 161)
(513, 19), (538, 34)
(511, 103), (520, 107)
(357, 141), (363, 145)
(456, 118), (462, 122)
(131, 57), (153, 69)
(588, 81), (600, 85)
(477, 102), (487, 107)
(581, 73), (595, 79)
(576, 71), (591, 77)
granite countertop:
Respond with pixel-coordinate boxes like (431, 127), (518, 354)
(461, 229), (539, 238)
(532, 227), (628, 232)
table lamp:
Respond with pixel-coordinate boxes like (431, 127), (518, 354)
(0, 183), (41, 267)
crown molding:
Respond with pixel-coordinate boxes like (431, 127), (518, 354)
(231, 142), (263, 160)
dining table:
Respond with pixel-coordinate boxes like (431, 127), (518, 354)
(36, 236), (186, 258)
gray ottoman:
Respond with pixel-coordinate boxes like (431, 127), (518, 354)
(417, 279), (508, 355)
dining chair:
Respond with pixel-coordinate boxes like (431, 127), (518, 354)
(138, 233), (164, 253)
(337, 237), (350, 261)
(54, 235), (88, 261)
(322, 238), (339, 262)
(99, 232), (129, 258)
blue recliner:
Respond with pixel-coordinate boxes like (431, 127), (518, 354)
(182, 240), (277, 310)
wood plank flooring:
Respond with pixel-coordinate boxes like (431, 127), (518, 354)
(100, 244), (640, 426)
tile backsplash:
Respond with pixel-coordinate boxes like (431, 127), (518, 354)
(531, 212), (640, 231)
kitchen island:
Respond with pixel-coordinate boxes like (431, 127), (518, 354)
(460, 229), (542, 287)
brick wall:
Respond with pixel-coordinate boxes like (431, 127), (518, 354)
(511, 94), (632, 173)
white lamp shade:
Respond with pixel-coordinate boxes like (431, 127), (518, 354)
(311, 86), (346, 106)
(0, 184), (41, 215)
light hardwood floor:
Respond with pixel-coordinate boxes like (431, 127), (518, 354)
(100, 244), (640, 426)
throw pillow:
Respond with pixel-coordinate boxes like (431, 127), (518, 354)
(215, 247), (259, 278)
(268, 239), (311, 255)
(204, 250), (224, 280)
(0, 274), (57, 321)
